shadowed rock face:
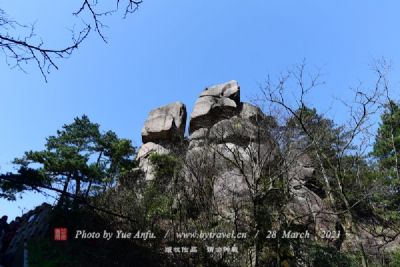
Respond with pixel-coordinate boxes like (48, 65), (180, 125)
(141, 102), (187, 144)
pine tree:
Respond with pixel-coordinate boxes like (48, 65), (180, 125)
(0, 115), (136, 206)
(372, 100), (400, 211)
(373, 100), (400, 180)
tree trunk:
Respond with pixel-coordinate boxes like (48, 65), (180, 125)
(85, 180), (93, 198)
(57, 174), (71, 208)
(85, 151), (103, 198)
(359, 243), (368, 267)
(315, 151), (336, 206)
(390, 129), (400, 180)
(72, 176), (81, 209)
(75, 177), (81, 197)
(253, 200), (259, 267)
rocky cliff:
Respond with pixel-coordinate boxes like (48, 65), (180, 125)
(136, 80), (339, 243)
(135, 80), (400, 258)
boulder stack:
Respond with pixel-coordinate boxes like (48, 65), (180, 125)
(142, 101), (187, 144)
(138, 102), (187, 180)
(189, 80), (240, 134)
(136, 80), (338, 237)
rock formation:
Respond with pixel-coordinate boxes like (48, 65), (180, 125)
(137, 80), (338, 237)
(142, 101), (187, 144)
(284, 146), (338, 240)
(189, 80), (240, 134)
(138, 102), (187, 181)
(134, 80), (400, 257)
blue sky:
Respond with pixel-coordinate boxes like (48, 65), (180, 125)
(1, 0), (400, 220)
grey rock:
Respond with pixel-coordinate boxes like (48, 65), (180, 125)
(142, 102), (187, 143)
(208, 116), (276, 148)
(213, 141), (276, 178)
(185, 145), (217, 173)
(285, 187), (338, 235)
(220, 97), (237, 108)
(289, 166), (315, 188)
(137, 142), (171, 181)
(189, 81), (240, 134)
(137, 142), (170, 160)
(214, 142), (250, 162)
(209, 117), (258, 145)
(188, 139), (205, 150)
(199, 80), (240, 103)
(189, 128), (209, 141)
(239, 103), (264, 123)
(213, 169), (252, 221)
(284, 150), (338, 238)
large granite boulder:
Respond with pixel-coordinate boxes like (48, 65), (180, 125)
(139, 102), (186, 180)
(184, 85), (279, 222)
(239, 102), (264, 123)
(213, 169), (252, 224)
(142, 102), (187, 144)
(199, 80), (240, 102)
(189, 80), (240, 134)
(209, 116), (266, 145)
(284, 151), (339, 241)
(285, 187), (338, 236)
(286, 149), (314, 188)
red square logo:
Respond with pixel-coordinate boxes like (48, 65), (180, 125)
(54, 228), (68, 241)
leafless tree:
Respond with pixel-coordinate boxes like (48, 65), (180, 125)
(0, 0), (143, 81)
(260, 61), (382, 209)
(258, 60), (400, 265)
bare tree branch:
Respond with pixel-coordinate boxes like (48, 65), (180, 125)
(0, 0), (143, 81)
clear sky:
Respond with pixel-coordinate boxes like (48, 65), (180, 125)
(1, 0), (400, 220)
